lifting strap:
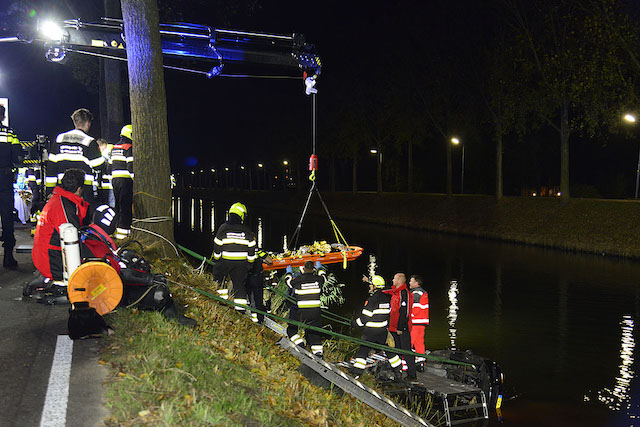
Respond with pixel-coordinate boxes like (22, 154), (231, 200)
(289, 91), (350, 254)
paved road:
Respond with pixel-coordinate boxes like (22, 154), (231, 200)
(0, 227), (109, 426)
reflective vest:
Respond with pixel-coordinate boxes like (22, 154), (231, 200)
(110, 137), (133, 180)
(0, 125), (20, 170)
(46, 129), (105, 191)
(286, 270), (326, 309)
(213, 221), (256, 262)
(411, 287), (430, 326)
(355, 289), (391, 329)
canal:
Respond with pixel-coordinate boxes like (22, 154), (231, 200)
(173, 196), (639, 426)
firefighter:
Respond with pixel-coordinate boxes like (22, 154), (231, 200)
(285, 260), (326, 358)
(384, 273), (416, 379)
(45, 108), (105, 215)
(246, 248), (273, 323)
(0, 105), (21, 268)
(31, 169), (89, 295)
(212, 202), (256, 311)
(409, 274), (429, 361)
(96, 138), (115, 207)
(110, 125), (133, 240)
(349, 275), (392, 376)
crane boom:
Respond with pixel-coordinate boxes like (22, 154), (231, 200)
(13, 18), (322, 79)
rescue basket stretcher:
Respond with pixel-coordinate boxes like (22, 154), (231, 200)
(263, 246), (363, 271)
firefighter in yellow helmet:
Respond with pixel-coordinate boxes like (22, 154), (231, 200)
(349, 274), (392, 377)
(110, 125), (134, 240)
(212, 202), (257, 312)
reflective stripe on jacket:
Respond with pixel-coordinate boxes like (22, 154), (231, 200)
(110, 137), (133, 180)
(355, 289), (391, 329)
(46, 129), (105, 192)
(286, 270), (326, 309)
(411, 287), (430, 325)
(213, 221), (256, 262)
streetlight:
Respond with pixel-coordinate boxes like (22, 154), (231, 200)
(623, 113), (640, 199)
(451, 137), (465, 194)
(370, 148), (383, 192)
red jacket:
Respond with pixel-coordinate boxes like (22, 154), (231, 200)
(410, 286), (430, 326)
(32, 186), (89, 280)
(384, 283), (413, 332)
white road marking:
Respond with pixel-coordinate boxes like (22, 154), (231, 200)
(40, 335), (73, 427)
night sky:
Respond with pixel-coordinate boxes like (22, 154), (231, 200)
(2, 1), (640, 196)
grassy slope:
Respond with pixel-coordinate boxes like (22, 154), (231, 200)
(100, 257), (401, 426)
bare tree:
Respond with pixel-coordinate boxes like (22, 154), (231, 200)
(121, 0), (174, 255)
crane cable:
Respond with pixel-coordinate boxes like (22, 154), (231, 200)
(289, 90), (350, 260)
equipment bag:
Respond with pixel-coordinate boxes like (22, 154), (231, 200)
(68, 301), (111, 339)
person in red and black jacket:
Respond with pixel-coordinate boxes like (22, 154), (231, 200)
(80, 205), (196, 326)
(383, 272), (417, 379)
(32, 169), (89, 282)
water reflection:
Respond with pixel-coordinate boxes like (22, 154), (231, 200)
(594, 315), (635, 411)
(257, 217), (263, 248)
(448, 280), (459, 351)
(210, 203), (215, 232)
(190, 198), (195, 231)
(199, 200), (203, 231)
(368, 254), (377, 279)
(177, 197), (182, 222)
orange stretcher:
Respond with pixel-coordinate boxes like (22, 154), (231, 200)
(263, 246), (363, 271)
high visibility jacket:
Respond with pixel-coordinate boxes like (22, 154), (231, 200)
(32, 186), (89, 280)
(27, 167), (42, 186)
(110, 136), (133, 180)
(384, 283), (413, 332)
(0, 125), (21, 170)
(99, 143), (114, 190)
(355, 289), (391, 329)
(46, 129), (105, 193)
(286, 270), (326, 309)
(213, 219), (256, 262)
(410, 286), (430, 326)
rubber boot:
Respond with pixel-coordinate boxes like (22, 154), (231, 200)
(3, 242), (17, 269)
(162, 300), (197, 327)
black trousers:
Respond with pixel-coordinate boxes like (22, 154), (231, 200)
(113, 178), (133, 230)
(0, 174), (15, 249)
(355, 329), (388, 360)
(287, 306), (323, 353)
(246, 273), (265, 322)
(390, 330), (416, 377)
(213, 260), (248, 303)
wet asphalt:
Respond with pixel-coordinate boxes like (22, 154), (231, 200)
(0, 227), (109, 426)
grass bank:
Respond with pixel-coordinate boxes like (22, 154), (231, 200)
(99, 255), (402, 426)
(178, 189), (640, 259)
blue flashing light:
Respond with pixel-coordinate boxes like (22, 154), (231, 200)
(206, 65), (223, 79)
(184, 156), (198, 167)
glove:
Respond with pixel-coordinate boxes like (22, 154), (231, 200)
(305, 76), (318, 95)
(285, 265), (293, 274)
(314, 261), (322, 269)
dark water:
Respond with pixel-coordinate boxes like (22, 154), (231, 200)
(173, 196), (640, 426)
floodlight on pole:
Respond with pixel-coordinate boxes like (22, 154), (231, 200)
(623, 113), (640, 198)
(451, 137), (464, 193)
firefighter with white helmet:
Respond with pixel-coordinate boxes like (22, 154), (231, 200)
(212, 202), (256, 312)
(349, 274), (392, 376)
(110, 124), (134, 240)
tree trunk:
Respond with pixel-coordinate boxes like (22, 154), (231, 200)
(495, 125), (503, 200)
(446, 137), (452, 197)
(101, 0), (124, 141)
(121, 0), (175, 256)
(560, 99), (570, 201)
(352, 156), (358, 194)
(408, 140), (413, 193)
